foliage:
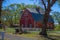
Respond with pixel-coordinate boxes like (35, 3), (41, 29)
(52, 12), (60, 24)
(55, 25), (60, 31)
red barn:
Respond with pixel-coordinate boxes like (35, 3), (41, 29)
(20, 8), (54, 29)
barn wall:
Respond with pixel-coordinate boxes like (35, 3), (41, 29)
(20, 9), (35, 28)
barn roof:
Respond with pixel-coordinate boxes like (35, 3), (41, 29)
(30, 12), (54, 23)
(27, 8), (38, 13)
(30, 12), (43, 22)
(27, 8), (54, 23)
(27, 8), (45, 14)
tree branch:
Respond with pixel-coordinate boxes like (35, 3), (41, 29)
(51, 0), (57, 7)
(47, 0), (50, 10)
(48, 0), (50, 6)
(47, 0), (56, 12)
(41, 0), (46, 10)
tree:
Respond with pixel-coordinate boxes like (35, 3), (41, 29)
(1, 9), (12, 26)
(0, 0), (4, 29)
(29, 0), (56, 36)
(0, 0), (4, 23)
(52, 12), (60, 25)
(38, 0), (57, 37)
(8, 4), (19, 24)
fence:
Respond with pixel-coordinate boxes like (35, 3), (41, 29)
(22, 28), (41, 31)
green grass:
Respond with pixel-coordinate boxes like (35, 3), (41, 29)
(0, 27), (15, 33)
(5, 28), (15, 33)
(54, 25), (60, 31)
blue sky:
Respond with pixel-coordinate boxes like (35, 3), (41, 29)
(51, 2), (60, 12)
(2, 0), (37, 7)
(2, 0), (60, 12)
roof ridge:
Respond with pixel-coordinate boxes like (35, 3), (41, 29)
(26, 8), (45, 14)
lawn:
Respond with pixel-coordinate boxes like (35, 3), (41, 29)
(12, 31), (60, 40)
(5, 28), (15, 33)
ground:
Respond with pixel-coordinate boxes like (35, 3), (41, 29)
(4, 32), (60, 40)
(0, 28), (60, 40)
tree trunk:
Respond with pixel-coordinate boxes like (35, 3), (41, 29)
(15, 14), (16, 24)
(19, 24), (23, 34)
(19, 20), (23, 34)
(0, 0), (2, 21)
(0, 0), (4, 27)
(39, 9), (50, 37)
